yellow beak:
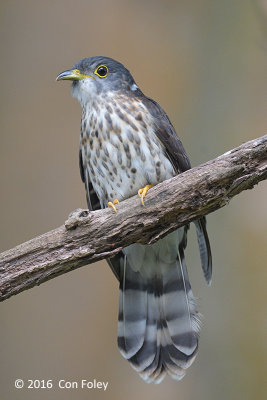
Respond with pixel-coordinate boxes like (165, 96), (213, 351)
(56, 69), (94, 81)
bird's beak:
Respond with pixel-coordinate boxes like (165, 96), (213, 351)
(56, 69), (94, 81)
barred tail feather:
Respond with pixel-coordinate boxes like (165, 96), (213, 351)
(117, 230), (200, 383)
(117, 258), (147, 359)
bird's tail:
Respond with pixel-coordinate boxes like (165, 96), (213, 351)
(117, 229), (200, 383)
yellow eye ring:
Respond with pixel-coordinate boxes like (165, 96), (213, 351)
(94, 65), (109, 78)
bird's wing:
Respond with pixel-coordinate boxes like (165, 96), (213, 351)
(79, 148), (122, 280)
(79, 148), (100, 211)
(141, 96), (191, 173)
(141, 96), (212, 284)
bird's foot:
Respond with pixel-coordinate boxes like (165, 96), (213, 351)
(138, 184), (154, 206)
(108, 199), (120, 213)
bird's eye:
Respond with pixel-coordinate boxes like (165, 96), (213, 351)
(94, 65), (109, 78)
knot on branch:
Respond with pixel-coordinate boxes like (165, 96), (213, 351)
(65, 208), (91, 230)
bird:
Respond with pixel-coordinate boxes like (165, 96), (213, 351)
(56, 56), (212, 383)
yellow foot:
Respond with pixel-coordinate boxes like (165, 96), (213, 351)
(138, 184), (154, 206)
(108, 199), (120, 213)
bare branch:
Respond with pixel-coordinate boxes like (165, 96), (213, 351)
(0, 135), (266, 302)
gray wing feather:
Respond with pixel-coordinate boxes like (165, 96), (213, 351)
(194, 217), (212, 285)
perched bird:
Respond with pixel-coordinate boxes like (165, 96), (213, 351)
(57, 57), (212, 383)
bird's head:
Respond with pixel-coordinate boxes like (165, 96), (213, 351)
(56, 56), (139, 106)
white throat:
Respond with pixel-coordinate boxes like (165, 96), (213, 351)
(72, 79), (99, 107)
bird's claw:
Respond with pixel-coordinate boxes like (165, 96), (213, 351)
(138, 184), (154, 206)
(108, 199), (120, 213)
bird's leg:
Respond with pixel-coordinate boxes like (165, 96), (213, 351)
(138, 184), (154, 206)
(108, 199), (120, 213)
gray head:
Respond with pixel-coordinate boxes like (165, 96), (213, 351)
(56, 56), (140, 106)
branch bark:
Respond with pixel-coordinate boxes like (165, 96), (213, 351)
(0, 135), (266, 302)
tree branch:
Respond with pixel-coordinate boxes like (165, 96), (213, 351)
(0, 135), (266, 302)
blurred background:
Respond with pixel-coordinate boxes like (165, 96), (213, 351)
(0, 1), (266, 399)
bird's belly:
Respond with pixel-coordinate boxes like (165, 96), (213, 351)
(83, 120), (175, 207)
